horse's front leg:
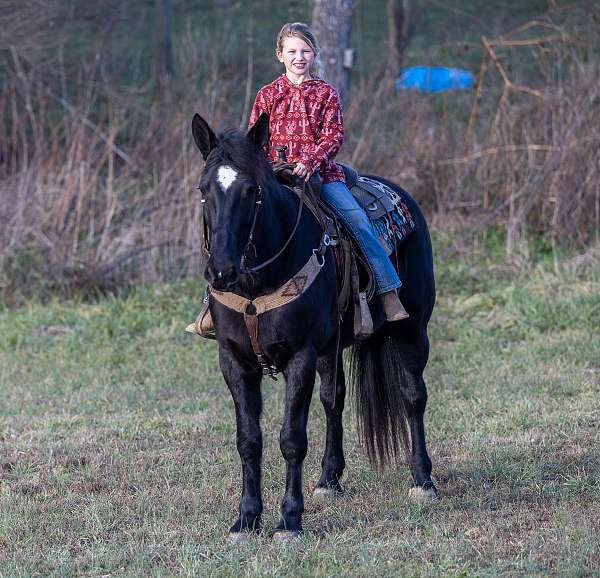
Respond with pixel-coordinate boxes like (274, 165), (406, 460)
(220, 348), (263, 540)
(314, 351), (346, 499)
(274, 346), (317, 540)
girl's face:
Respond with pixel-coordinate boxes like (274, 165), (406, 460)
(277, 36), (315, 79)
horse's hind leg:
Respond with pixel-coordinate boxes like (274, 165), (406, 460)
(274, 346), (317, 540)
(314, 351), (346, 498)
(219, 348), (264, 539)
(405, 375), (437, 500)
(397, 335), (438, 501)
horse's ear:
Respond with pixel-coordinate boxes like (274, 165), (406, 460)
(192, 113), (218, 160)
(247, 113), (269, 151)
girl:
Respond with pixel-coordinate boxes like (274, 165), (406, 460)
(188, 22), (407, 338)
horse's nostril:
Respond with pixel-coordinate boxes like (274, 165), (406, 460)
(206, 264), (237, 288)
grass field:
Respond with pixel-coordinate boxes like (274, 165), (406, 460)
(1, 235), (599, 577)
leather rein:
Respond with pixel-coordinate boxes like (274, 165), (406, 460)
(240, 179), (305, 274)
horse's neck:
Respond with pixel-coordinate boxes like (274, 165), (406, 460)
(237, 182), (321, 297)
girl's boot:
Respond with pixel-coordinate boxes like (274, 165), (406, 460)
(185, 292), (215, 339)
(380, 290), (409, 322)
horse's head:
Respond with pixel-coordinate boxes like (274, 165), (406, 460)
(192, 113), (270, 290)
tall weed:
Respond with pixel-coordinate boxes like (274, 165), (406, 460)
(1, 7), (599, 300)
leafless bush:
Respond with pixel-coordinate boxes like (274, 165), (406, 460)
(344, 45), (600, 257)
(0, 25), (598, 299)
(0, 46), (241, 300)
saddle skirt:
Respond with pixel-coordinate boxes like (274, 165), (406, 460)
(339, 164), (417, 256)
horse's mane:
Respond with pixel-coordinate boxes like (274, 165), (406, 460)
(207, 128), (273, 185)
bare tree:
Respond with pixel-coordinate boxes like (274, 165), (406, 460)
(312, 0), (353, 105)
(386, 0), (415, 78)
(240, 8), (255, 129)
(156, 0), (174, 91)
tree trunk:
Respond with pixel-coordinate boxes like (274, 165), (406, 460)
(156, 0), (174, 92)
(240, 8), (255, 129)
(386, 0), (413, 78)
(311, 0), (353, 106)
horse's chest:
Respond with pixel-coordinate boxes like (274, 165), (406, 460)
(259, 308), (320, 350)
(219, 303), (332, 371)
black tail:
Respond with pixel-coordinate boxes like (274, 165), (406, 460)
(349, 332), (411, 468)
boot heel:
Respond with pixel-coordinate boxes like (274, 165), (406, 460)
(380, 291), (409, 322)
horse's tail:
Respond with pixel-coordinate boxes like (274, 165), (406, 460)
(349, 332), (410, 468)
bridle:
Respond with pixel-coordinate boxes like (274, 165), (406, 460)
(200, 175), (319, 275)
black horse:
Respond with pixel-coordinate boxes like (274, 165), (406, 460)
(192, 112), (437, 541)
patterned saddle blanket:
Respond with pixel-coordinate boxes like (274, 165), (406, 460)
(342, 166), (416, 255)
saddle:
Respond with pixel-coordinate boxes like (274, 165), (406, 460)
(274, 162), (416, 339)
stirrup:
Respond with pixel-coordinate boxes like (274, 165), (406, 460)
(185, 295), (216, 340)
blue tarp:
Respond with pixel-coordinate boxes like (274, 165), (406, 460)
(395, 66), (474, 93)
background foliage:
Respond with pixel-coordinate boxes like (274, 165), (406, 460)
(1, 0), (599, 302)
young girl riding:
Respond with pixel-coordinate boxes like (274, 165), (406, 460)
(188, 22), (407, 337)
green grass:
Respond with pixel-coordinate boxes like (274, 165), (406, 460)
(1, 244), (599, 577)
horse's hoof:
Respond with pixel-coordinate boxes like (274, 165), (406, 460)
(227, 531), (252, 544)
(272, 530), (302, 542)
(313, 486), (343, 501)
(408, 484), (438, 502)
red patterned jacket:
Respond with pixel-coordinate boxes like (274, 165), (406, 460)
(248, 75), (346, 183)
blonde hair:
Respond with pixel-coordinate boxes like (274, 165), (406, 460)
(276, 22), (323, 78)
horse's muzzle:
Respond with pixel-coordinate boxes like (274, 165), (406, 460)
(205, 261), (238, 290)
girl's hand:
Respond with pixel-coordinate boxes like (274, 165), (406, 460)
(292, 162), (311, 181)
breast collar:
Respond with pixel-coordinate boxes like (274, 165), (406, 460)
(210, 234), (330, 379)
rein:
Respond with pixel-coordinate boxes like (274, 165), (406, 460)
(240, 179), (306, 274)
(200, 176), (307, 275)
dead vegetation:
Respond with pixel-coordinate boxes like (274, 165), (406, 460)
(0, 10), (599, 300)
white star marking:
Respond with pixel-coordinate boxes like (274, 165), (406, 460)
(217, 165), (238, 192)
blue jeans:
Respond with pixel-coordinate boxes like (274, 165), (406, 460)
(321, 180), (401, 295)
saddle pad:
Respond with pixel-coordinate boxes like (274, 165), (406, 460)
(350, 177), (417, 255)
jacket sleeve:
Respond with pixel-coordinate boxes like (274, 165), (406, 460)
(248, 87), (271, 130)
(299, 89), (344, 175)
